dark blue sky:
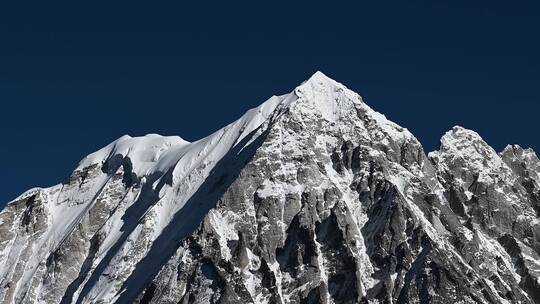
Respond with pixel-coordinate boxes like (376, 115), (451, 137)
(1, 1), (539, 204)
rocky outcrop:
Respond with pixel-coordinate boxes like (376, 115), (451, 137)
(0, 72), (538, 303)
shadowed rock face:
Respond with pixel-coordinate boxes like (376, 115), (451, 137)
(0, 72), (539, 304)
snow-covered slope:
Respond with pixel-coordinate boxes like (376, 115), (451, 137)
(0, 72), (539, 304)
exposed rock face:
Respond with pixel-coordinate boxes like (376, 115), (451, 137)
(0, 72), (539, 304)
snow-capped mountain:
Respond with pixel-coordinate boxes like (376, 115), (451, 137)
(1, 72), (539, 303)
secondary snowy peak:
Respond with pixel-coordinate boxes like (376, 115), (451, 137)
(438, 126), (494, 155)
(77, 134), (190, 176)
(501, 144), (540, 174)
(430, 126), (540, 185)
(429, 126), (513, 184)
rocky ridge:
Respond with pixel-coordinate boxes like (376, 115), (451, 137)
(0, 72), (539, 303)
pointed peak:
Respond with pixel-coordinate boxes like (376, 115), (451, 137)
(77, 133), (190, 172)
(307, 70), (332, 81)
(442, 126), (483, 143)
(438, 126), (492, 153)
(433, 125), (503, 167)
(286, 71), (363, 122)
(500, 144), (539, 163)
(293, 71), (352, 102)
(501, 144), (522, 154)
(300, 70), (341, 89)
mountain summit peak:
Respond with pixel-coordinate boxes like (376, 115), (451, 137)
(305, 70), (333, 82)
(2, 74), (539, 304)
(298, 70), (343, 91)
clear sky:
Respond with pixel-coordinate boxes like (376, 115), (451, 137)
(1, 1), (539, 204)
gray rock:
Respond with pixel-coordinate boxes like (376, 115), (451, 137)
(0, 72), (538, 303)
